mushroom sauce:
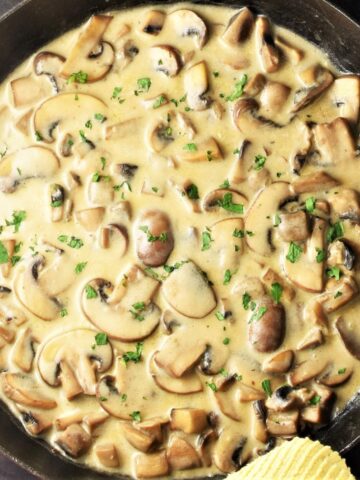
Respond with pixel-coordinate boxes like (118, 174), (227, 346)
(0, 3), (359, 478)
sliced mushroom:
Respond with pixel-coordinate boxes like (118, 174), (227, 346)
(151, 45), (181, 77)
(11, 76), (52, 108)
(211, 218), (244, 271)
(49, 183), (65, 222)
(330, 75), (360, 124)
(292, 65), (334, 112)
(197, 429), (217, 467)
(19, 409), (52, 435)
(88, 177), (114, 206)
(312, 117), (356, 166)
(275, 36), (304, 65)
(140, 10), (166, 35)
(318, 276), (358, 313)
(266, 410), (299, 436)
(55, 411), (85, 431)
(278, 210), (309, 243)
(167, 435), (201, 470)
(122, 422), (158, 452)
(12, 328), (36, 372)
(289, 358), (328, 386)
(60, 15), (114, 82)
(136, 210), (174, 267)
(260, 82), (291, 114)
(176, 137), (222, 162)
(150, 352), (203, 394)
(255, 16), (280, 73)
(248, 296), (285, 353)
(328, 188), (360, 223)
(252, 400), (268, 443)
(291, 171), (339, 194)
(99, 224), (128, 257)
(15, 109), (33, 136)
(283, 218), (326, 292)
(75, 207), (105, 232)
(297, 327), (323, 350)
(244, 74), (266, 97)
(1, 372), (57, 409)
(162, 261), (216, 318)
(213, 428), (247, 473)
(319, 366), (353, 387)
(14, 256), (61, 320)
(245, 182), (292, 256)
(261, 268), (295, 302)
(0, 146), (59, 193)
(214, 375), (242, 421)
(81, 268), (160, 341)
(168, 9), (207, 48)
(146, 119), (174, 153)
(199, 342), (230, 375)
(33, 51), (66, 92)
(38, 329), (113, 398)
(184, 61), (210, 111)
(202, 188), (247, 214)
(336, 316), (360, 360)
(33, 93), (107, 142)
(56, 424), (91, 458)
(134, 450), (169, 478)
(229, 140), (250, 184)
(95, 443), (119, 468)
(170, 408), (208, 434)
(222, 7), (254, 45)
(262, 350), (294, 374)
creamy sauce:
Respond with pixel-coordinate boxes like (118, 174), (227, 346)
(0, 3), (358, 478)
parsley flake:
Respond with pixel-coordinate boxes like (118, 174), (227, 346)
(286, 242), (303, 263)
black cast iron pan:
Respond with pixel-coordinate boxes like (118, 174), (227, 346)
(0, 0), (359, 478)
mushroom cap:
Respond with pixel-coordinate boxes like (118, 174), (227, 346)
(38, 329), (113, 396)
(222, 7), (254, 45)
(168, 9), (207, 48)
(248, 296), (285, 352)
(150, 45), (182, 77)
(184, 61), (209, 111)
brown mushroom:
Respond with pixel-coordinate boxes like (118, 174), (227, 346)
(134, 450), (169, 478)
(213, 429), (247, 473)
(278, 211), (309, 243)
(140, 10), (166, 35)
(222, 7), (254, 45)
(319, 276), (358, 313)
(336, 316), (360, 360)
(167, 9), (207, 48)
(261, 268), (295, 302)
(95, 443), (119, 468)
(262, 350), (294, 374)
(150, 45), (181, 77)
(275, 36), (304, 65)
(12, 328), (36, 372)
(260, 81), (291, 114)
(248, 296), (285, 353)
(184, 61), (210, 111)
(328, 188), (360, 223)
(292, 65), (333, 112)
(170, 408), (208, 434)
(176, 137), (222, 162)
(1, 372), (57, 409)
(33, 51), (65, 92)
(167, 435), (201, 470)
(202, 188), (247, 214)
(291, 171), (339, 194)
(330, 75), (360, 124)
(255, 16), (280, 73)
(296, 327), (323, 350)
(99, 224), (128, 257)
(319, 366), (353, 387)
(289, 358), (328, 386)
(252, 400), (268, 443)
(56, 424), (91, 458)
(122, 422), (158, 452)
(19, 409), (52, 435)
(266, 410), (299, 436)
(10, 76), (52, 108)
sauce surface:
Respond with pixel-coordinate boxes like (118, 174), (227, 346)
(0, 3), (359, 478)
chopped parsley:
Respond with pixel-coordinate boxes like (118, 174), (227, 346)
(305, 196), (316, 213)
(75, 262), (87, 274)
(271, 282), (283, 304)
(219, 179), (230, 188)
(35, 131), (43, 141)
(261, 379), (272, 397)
(136, 77), (151, 94)
(250, 306), (267, 323)
(223, 269), (233, 285)
(220, 368), (228, 377)
(215, 311), (225, 321)
(225, 74), (248, 101)
(201, 230), (213, 251)
(309, 395), (321, 405)
(111, 86), (125, 103)
(139, 225), (168, 243)
(122, 342), (143, 365)
(58, 235), (84, 249)
(242, 293), (252, 310)
(183, 143), (197, 152)
(327, 221), (344, 243)
(100, 156), (106, 170)
(60, 308), (68, 317)
(218, 192), (244, 214)
(206, 382), (218, 392)
(85, 119), (92, 129)
(163, 261), (188, 274)
(273, 213), (282, 227)
(254, 154), (267, 171)
(223, 337), (230, 345)
(153, 95), (167, 109)
(338, 368), (346, 374)
(185, 183), (199, 200)
(0, 241), (9, 264)
(316, 248), (326, 263)
(85, 284), (98, 299)
(206, 150), (213, 162)
(286, 242), (303, 263)
(5, 210), (26, 233)
(129, 301), (146, 321)
(213, 71), (220, 78)
(67, 71), (88, 84)
(326, 266), (342, 281)
(130, 411), (141, 422)
(95, 333), (108, 346)
(94, 113), (106, 123)
(334, 291), (343, 299)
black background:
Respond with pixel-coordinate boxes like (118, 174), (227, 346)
(0, 0), (358, 478)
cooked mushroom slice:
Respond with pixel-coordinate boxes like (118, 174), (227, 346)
(75, 207), (105, 232)
(106, 117), (144, 140)
(260, 82), (291, 114)
(81, 269), (160, 341)
(319, 366), (353, 387)
(252, 400), (268, 443)
(162, 261), (216, 318)
(14, 256), (61, 320)
(336, 317), (360, 360)
(33, 51), (66, 92)
(289, 358), (328, 386)
(283, 218), (326, 293)
(245, 182), (292, 256)
(262, 268), (295, 302)
(197, 429), (217, 467)
(330, 75), (360, 123)
(202, 188), (247, 214)
(11, 76), (52, 108)
(0, 146), (59, 193)
(177, 137), (222, 162)
(99, 224), (128, 256)
(150, 45), (181, 77)
(248, 296), (285, 353)
(167, 435), (201, 471)
(291, 171), (339, 194)
(184, 61), (210, 111)
(328, 188), (360, 223)
(147, 119), (174, 153)
(38, 329), (113, 398)
(136, 210), (174, 267)
(95, 443), (119, 468)
(292, 65), (333, 112)
(1, 372), (56, 409)
(19, 409), (52, 435)
(319, 276), (358, 313)
(301, 405), (326, 424)
(88, 176), (114, 207)
(238, 383), (266, 402)
(56, 424), (91, 458)
(229, 140), (250, 184)
(255, 16), (280, 73)
(275, 36), (304, 65)
(297, 327), (323, 350)
(168, 9), (207, 48)
(135, 450), (169, 478)
(176, 112), (196, 138)
(170, 408), (208, 434)
(222, 7), (254, 45)
(122, 422), (158, 452)
(12, 328), (36, 372)
(278, 211), (309, 243)
(262, 350), (294, 374)
(213, 429), (247, 473)
(244, 74), (266, 97)
(199, 342), (229, 375)
(140, 10), (166, 35)
(49, 183), (65, 222)
(33, 93), (107, 142)
(55, 411), (85, 431)
(213, 376), (242, 421)
(211, 218), (244, 271)
(60, 15), (114, 82)
(266, 410), (299, 436)
(312, 118), (356, 167)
